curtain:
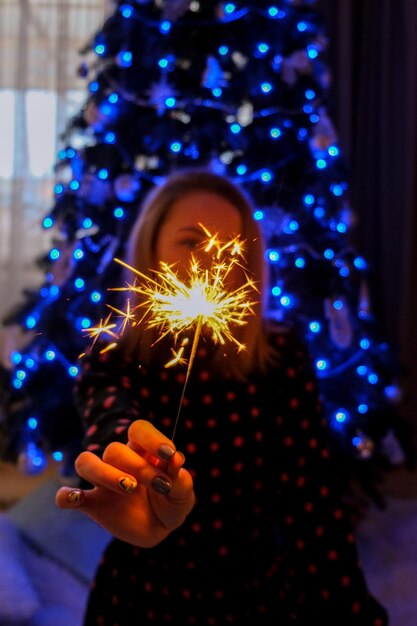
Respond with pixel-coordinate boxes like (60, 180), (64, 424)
(0, 0), (107, 363)
(320, 0), (417, 429)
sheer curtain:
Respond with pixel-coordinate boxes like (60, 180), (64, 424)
(0, 0), (107, 364)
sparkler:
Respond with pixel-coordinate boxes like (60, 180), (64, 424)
(84, 225), (258, 440)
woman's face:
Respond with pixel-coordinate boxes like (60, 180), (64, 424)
(154, 191), (243, 276)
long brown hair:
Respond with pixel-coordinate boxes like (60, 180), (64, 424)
(120, 168), (276, 377)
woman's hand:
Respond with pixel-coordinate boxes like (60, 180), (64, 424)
(55, 420), (195, 547)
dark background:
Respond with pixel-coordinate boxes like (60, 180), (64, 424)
(319, 0), (417, 432)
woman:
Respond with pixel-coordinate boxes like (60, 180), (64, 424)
(56, 169), (388, 625)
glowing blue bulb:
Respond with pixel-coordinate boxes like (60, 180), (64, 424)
(270, 127), (281, 139)
(295, 257), (305, 268)
(11, 352), (22, 365)
(83, 218), (93, 229)
(49, 248), (60, 260)
(330, 183), (343, 196)
(305, 89), (315, 100)
(160, 20), (171, 33)
(114, 207), (125, 219)
(218, 45), (229, 55)
(224, 3), (236, 13)
(45, 350), (56, 361)
(26, 316), (37, 329)
(333, 299), (343, 310)
(328, 145), (339, 157)
(42, 216), (54, 229)
(94, 44), (106, 55)
(230, 123), (241, 134)
(108, 93), (119, 104)
(74, 277), (85, 289)
(53, 451), (64, 462)
(66, 148), (75, 158)
(54, 183), (64, 194)
(311, 207), (323, 221)
(336, 222), (347, 233)
(309, 321), (321, 333)
(303, 193), (315, 206)
(316, 359), (328, 371)
(165, 97), (176, 108)
(260, 170), (272, 182)
(119, 51), (132, 67)
(257, 43), (269, 54)
(368, 373), (379, 384)
(297, 21), (307, 32)
(335, 409), (348, 423)
(261, 82), (273, 93)
(98, 168), (108, 180)
(268, 7), (279, 18)
(13, 379), (23, 389)
(120, 4), (133, 18)
(307, 45), (318, 59)
(25, 358), (35, 369)
(68, 366), (79, 377)
(28, 417), (38, 429)
(360, 338), (370, 350)
(324, 248), (334, 260)
(316, 159), (327, 169)
(16, 370), (26, 380)
(212, 87), (222, 97)
(236, 164), (247, 175)
(280, 295), (292, 308)
(267, 249), (280, 262)
(339, 267), (350, 277)
(90, 291), (102, 303)
(50, 285), (59, 297)
(253, 210), (264, 221)
(81, 318), (91, 329)
(358, 404), (368, 414)
(73, 248), (84, 260)
(357, 365), (368, 376)
(170, 141), (182, 153)
(354, 256), (367, 270)
(272, 286), (282, 297)
(288, 220), (299, 231)
(89, 81), (99, 93)
(303, 104), (313, 114)
(69, 180), (80, 190)
(159, 58), (169, 69)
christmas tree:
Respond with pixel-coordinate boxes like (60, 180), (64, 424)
(0, 0), (411, 499)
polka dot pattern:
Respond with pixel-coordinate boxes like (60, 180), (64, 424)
(77, 329), (388, 626)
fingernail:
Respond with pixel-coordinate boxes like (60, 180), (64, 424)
(119, 477), (137, 493)
(158, 444), (175, 462)
(152, 476), (172, 495)
(68, 490), (82, 505)
(176, 451), (185, 464)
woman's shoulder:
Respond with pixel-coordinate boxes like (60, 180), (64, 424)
(79, 339), (136, 373)
(263, 319), (313, 364)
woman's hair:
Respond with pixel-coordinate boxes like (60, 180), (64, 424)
(121, 167), (276, 377)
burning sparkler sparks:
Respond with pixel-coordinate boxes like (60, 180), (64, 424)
(84, 225), (258, 439)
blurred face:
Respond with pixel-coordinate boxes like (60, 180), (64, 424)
(154, 191), (243, 278)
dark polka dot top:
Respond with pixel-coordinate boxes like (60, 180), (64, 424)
(76, 325), (388, 626)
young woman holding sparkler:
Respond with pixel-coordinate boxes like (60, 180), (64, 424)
(56, 169), (388, 625)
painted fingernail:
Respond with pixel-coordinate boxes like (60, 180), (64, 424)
(68, 490), (82, 505)
(176, 451), (185, 464)
(119, 477), (137, 493)
(152, 476), (172, 495)
(158, 444), (175, 462)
